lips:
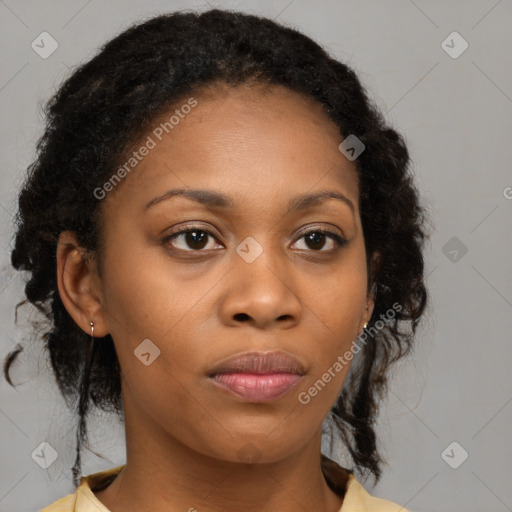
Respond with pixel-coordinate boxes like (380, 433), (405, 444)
(208, 351), (305, 402)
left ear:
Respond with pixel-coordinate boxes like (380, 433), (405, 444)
(360, 251), (380, 330)
(363, 282), (376, 327)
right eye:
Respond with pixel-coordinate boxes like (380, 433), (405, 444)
(162, 226), (223, 252)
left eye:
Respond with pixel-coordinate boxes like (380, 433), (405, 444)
(292, 229), (347, 252)
(162, 227), (347, 252)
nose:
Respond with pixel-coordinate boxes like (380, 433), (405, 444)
(219, 247), (302, 330)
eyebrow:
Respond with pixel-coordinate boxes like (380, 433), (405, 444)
(144, 188), (355, 214)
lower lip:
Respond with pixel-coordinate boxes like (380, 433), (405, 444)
(210, 373), (302, 402)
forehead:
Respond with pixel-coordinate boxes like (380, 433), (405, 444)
(101, 82), (359, 216)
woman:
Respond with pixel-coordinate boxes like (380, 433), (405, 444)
(4, 8), (427, 511)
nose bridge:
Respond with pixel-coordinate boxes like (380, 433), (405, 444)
(220, 232), (301, 328)
(236, 232), (289, 298)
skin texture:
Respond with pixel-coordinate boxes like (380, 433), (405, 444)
(56, 82), (375, 512)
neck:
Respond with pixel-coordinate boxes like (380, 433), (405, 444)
(93, 400), (347, 512)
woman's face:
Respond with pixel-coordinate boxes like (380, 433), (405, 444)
(94, 82), (373, 463)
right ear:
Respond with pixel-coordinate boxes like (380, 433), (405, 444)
(56, 230), (109, 338)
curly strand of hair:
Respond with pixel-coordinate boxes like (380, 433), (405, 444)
(71, 334), (97, 488)
(3, 344), (23, 386)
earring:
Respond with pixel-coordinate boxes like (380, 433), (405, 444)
(363, 322), (368, 330)
(89, 321), (94, 339)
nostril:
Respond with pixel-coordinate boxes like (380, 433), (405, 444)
(234, 313), (250, 322)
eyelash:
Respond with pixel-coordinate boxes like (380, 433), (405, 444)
(162, 225), (347, 253)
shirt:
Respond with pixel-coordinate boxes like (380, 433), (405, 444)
(40, 462), (409, 512)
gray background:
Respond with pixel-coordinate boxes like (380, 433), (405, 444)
(1, 1), (511, 511)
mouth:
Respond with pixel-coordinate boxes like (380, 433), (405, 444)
(207, 351), (306, 403)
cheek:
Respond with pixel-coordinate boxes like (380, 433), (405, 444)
(107, 273), (207, 439)
(100, 235), (216, 383)
(101, 237), (195, 340)
(308, 258), (367, 340)
(298, 254), (367, 392)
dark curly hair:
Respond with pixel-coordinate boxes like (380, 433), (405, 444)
(3, 8), (428, 490)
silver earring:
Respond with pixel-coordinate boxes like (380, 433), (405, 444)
(89, 321), (94, 338)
